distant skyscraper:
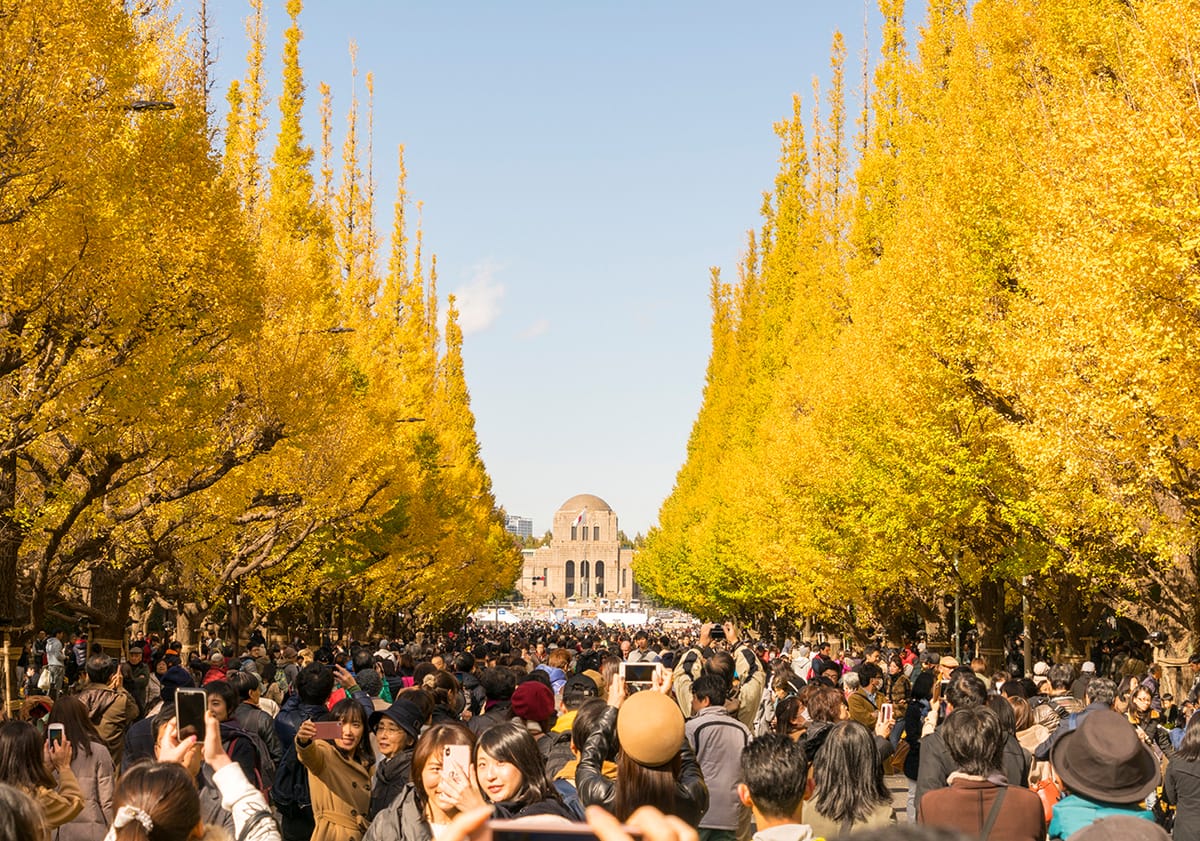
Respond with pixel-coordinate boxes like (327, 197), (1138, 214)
(505, 514), (533, 539)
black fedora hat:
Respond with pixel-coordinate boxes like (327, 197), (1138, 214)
(369, 698), (423, 741)
(1050, 708), (1159, 804)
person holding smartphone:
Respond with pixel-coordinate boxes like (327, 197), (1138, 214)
(121, 708), (282, 841)
(46, 695), (114, 841)
(576, 670), (707, 825)
(295, 698), (375, 841)
(363, 723), (481, 841)
(0, 719), (83, 836)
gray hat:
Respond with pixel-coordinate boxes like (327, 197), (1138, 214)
(1081, 661), (1096, 673)
(356, 669), (382, 696)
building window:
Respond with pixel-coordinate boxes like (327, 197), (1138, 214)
(580, 561), (590, 598)
(544, 568), (549, 589)
(593, 525), (600, 541)
(595, 560), (604, 597)
(565, 561), (575, 598)
(571, 526), (577, 541)
(581, 527), (588, 542)
(622, 568), (627, 591)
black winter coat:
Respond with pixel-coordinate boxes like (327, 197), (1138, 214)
(1165, 755), (1200, 841)
(576, 706), (708, 826)
(369, 749), (414, 820)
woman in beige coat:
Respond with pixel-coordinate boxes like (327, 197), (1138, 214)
(49, 695), (114, 841)
(0, 720), (83, 841)
(297, 698), (375, 841)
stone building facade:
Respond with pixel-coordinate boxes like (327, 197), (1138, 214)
(519, 493), (639, 606)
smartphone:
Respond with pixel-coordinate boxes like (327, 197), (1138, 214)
(488, 818), (641, 841)
(176, 687), (207, 741)
(621, 662), (659, 685)
(879, 702), (893, 720)
(443, 743), (470, 786)
(47, 723), (64, 747)
(311, 720), (344, 740)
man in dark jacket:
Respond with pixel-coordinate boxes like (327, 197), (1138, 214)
(455, 652), (487, 717)
(274, 663), (373, 841)
(230, 671), (283, 769)
(123, 643), (153, 712)
(1034, 677), (1117, 762)
(915, 671), (1028, 810)
(468, 667), (516, 734)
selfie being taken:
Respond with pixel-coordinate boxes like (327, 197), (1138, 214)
(3, 2), (1197, 841)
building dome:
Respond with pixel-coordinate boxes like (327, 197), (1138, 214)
(558, 493), (613, 514)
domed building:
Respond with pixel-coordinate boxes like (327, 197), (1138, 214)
(520, 493), (639, 606)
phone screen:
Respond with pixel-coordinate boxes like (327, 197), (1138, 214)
(47, 724), (64, 746)
(176, 688), (207, 741)
(622, 663), (657, 683)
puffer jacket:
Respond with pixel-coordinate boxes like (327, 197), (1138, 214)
(362, 784), (432, 841)
(576, 706), (708, 826)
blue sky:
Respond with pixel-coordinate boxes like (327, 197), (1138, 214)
(195, 1), (922, 537)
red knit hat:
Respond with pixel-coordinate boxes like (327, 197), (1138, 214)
(511, 681), (556, 726)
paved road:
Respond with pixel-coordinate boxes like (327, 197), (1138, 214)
(885, 774), (911, 823)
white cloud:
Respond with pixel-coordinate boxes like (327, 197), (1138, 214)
(453, 261), (505, 336)
(519, 318), (550, 339)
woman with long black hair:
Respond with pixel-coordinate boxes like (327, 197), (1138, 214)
(1128, 685), (1174, 758)
(363, 723), (480, 841)
(806, 720), (895, 838)
(472, 722), (574, 819)
(296, 697), (375, 841)
(0, 720), (82, 839)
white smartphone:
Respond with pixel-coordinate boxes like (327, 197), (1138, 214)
(620, 662), (659, 685)
(47, 723), (65, 746)
(443, 743), (470, 786)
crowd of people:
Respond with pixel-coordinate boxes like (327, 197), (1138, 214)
(0, 619), (1193, 841)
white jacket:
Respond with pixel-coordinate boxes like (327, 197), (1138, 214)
(214, 763), (281, 841)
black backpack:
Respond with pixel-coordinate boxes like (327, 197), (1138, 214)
(271, 740), (311, 820)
